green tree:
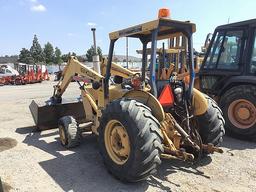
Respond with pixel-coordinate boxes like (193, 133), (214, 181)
(77, 56), (86, 62)
(97, 47), (103, 60)
(86, 46), (103, 62)
(61, 53), (69, 63)
(43, 42), (54, 64)
(54, 47), (62, 70)
(30, 35), (44, 63)
(71, 52), (77, 57)
(61, 52), (77, 62)
(18, 48), (34, 64)
(54, 47), (62, 64)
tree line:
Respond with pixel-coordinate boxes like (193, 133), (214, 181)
(18, 35), (103, 65)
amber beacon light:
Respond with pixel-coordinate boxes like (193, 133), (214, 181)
(158, 8), (170, 18)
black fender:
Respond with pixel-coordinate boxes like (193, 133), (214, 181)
(219, 76), (256, 96)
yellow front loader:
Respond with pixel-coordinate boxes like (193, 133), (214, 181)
(30, 10), (225, 182)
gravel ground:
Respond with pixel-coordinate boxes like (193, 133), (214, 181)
(0, 80), (256, 192)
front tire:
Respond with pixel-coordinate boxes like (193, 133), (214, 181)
(220, 85), (256, 140)
(197, 95), (225, 146)
(98, 99), (163, 182)
(58, 116), (81, 148)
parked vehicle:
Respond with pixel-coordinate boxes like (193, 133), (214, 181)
(30, 8), (224, 182)
(0, 64), (19, 84)
(199, 19), (256, 140)
(15, 63), (50, 84)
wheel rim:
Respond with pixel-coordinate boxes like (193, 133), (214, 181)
(104, 120), (130, 165)
(59, 125), (67, 145)
(228, 99), (256, 129)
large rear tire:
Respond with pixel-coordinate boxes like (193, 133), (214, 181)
(220, 85), (256, 140)
(98, 99), (163, 182)
(197, 95), (225, 146)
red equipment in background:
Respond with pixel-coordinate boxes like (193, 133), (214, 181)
(0, 64), (19, 85)
(15, 63), (50, 85)
(0, 77), (6, 86)
(0, 63), (50, 85)
(43, 68), (49, 81)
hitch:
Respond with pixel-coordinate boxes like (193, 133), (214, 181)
(202, 143), (224, 154)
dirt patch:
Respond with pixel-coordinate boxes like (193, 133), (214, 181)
(0, 138), (17, 152)
(1, 82), (256, 192)
(0, 117), (15, 122)
(2, 181), (13, 192)
(0, 178), (13, 192)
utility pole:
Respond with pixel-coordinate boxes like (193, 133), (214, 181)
(91, 28), (101, 74)
(126, 37), (129, 69)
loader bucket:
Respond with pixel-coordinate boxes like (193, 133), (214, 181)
(29, 98), (86, 130)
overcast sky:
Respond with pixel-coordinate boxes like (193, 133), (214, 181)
(1, 0), (256, 56)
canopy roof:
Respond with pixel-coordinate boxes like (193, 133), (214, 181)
(109, 18), (196, 41)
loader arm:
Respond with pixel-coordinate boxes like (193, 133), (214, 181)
(101, 58), (136, 78)
(53, 56), (104, 99)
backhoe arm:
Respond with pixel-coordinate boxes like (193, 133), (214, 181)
(53, 56), (104, 100)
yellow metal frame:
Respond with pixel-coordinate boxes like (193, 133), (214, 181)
(192, 88), (208, 116)
(123, 90), (165, 122)
(52, 18), (219, 162)
(109, 18), (196, 40)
